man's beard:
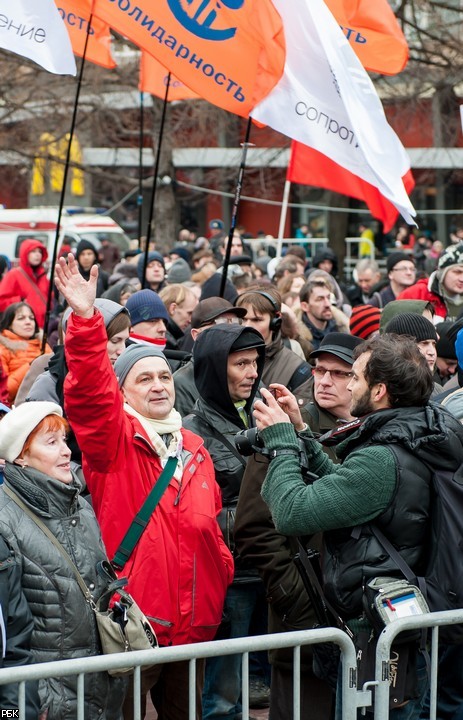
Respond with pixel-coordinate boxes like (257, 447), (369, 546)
(350, 388), (374, 418)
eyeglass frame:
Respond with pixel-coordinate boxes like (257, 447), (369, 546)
(312, 365), (353, 381)
(199, 315), (242, 328)
(389, 264), (416, 273)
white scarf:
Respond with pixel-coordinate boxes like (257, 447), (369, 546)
(124, 403), (184, 481)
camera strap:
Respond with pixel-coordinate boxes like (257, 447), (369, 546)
(294, 539), (353, 637)
(188, 411), (247, 469)
(269, 448), (301, 460)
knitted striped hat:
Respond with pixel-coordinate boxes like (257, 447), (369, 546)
(349, 304), (381, 340)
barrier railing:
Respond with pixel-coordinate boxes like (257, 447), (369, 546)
(0, 628), (361, 720)
(373, 608), (463, 720)
(2, 609), (463, 720)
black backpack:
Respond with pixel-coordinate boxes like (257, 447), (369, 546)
(370, 457), (463, 644)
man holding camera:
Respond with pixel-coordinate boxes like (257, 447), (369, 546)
(250, 335), (463, 717)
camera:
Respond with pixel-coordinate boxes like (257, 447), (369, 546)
(234, 427), (262, 456)
(234, 427), (317, 482)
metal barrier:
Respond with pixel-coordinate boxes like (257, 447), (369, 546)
(256, 236), (330, 261)
(0, 628), (363, 720)
(2, 609), (463, 720)
(373, 608), (463, 720)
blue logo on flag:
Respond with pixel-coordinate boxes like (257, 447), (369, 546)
(167, 0), (245, 41)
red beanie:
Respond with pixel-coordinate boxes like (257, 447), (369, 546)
(350, 304), (381, 340)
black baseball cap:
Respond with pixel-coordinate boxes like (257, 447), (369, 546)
(310, 332), (364, 365)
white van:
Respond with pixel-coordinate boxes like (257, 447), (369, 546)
(0, 206), (131, 261)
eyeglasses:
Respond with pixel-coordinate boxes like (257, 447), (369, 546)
(312, 366), (353, 380)
(200, 316), (241, 328)
(390, 265), (415, 273)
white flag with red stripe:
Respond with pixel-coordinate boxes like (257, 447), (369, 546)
(251, 0), (415, 226)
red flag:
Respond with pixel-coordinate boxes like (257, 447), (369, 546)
(56, 0), (116, 69)
(139, 52), (198, 100)
(85, 0), (285, 117)
(287, 141), (415, 233)
(325, 0), (408, 75)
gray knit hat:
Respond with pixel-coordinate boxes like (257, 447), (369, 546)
(384, 313), (438, 343)
(167, 258), (192, 284)
(438, 244), (463, 271)
(436, 244), (463, 282)
(114, 344), (170, 388)
(62, 298), (129, 334)
(0, 401), (63, 463)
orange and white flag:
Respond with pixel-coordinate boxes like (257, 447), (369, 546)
(86, 0), (285, 117)
(139, 52), (198, 101)
(55, 0), (116, 69)
(0, 0), (76, 75)
(325, 0), (408, 75)
(251, 0), (416, 227)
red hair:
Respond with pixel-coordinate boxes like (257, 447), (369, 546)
(20, 415), (69, 456)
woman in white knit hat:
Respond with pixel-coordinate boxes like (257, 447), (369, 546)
(0, 402), (126, 720)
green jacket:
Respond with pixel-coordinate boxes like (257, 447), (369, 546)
(260, 421), (396, 537)
(260, 404), (463, 617)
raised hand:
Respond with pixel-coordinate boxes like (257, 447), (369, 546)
(54, 254), (98, 318)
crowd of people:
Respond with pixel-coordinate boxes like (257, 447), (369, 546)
(0, 220), (462, 720)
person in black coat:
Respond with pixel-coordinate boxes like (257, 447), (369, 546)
(0, 535), (39, 719)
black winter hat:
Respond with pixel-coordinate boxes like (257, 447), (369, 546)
(75, 239), (99, 260)
(435, 322), (457, 359)
(385, 313), (438, 343)
(386, 252), (414, 273)
(137, 252), (165, 284)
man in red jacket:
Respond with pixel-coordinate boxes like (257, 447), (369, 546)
(0, 239), (50, 328)
(55, 254), (234, 720)
(398, 243), (463, 321)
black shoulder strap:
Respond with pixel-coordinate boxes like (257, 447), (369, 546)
(294, 539), (353, 637)
(188, 411), (246, 469)
(369, 525), (416, 584)
(3, 485), (94, 602)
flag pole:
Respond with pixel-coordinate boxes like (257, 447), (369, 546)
(41, 13), (93, 353)
(140, 73), (171, 288)
(137, 90), (145, 247)
(219, 117), (254, 298)
(276, 179), (291, 260)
